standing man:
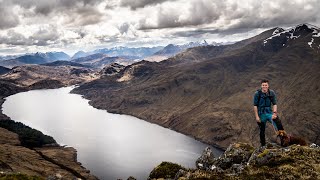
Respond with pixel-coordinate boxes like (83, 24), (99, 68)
(253, 79), (280, 147)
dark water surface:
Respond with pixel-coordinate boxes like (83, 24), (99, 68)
(3, 86), (222, 179)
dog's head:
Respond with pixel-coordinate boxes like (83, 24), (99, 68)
(277, 130), (290, 147)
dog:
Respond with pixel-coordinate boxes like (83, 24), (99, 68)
(277, 130), (307, 147)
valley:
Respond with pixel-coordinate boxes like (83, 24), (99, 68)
(0, 23), (319, 179)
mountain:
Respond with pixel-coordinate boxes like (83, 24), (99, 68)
(73, 24), (320, 149)
(93, 46), (163, 59)
(99, 63), (126, 76)
(35, 52), (70, 61)
(71, 53), (138, 68)
(1, 65), (96, 86)
(155, 41), (209, 56)
(146, 41), (209, 62)
(0, 52), (70, 68)
(71, 51), (90, 60)
(0, 54), (22, 61)
(42, 60), (91, 68)
(0, 55), (48, 68)
(0, 66), (11, 75)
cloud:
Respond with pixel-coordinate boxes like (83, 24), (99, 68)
(11, 0), (103, 14)
(0, 26), (60, 46)
(0, 2), (20, 29)
(224, 0), (320, 31)
(30, 26), (60, 45)
(63, 6), (104, 26)
(120, 0), (174, 10)
(138, 0), (221, 30)
(6, 0), (105, 27)
(0, 30), (29, 46)
(119, 23), (130, 34)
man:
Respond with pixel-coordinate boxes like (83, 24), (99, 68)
(253, 79), (283, 147)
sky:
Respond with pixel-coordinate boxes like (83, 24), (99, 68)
(0, 0), (319, 56)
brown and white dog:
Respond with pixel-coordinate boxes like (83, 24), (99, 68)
(277, 130), (307, 147)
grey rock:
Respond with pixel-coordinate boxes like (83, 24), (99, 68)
(195, 147), (215, 170)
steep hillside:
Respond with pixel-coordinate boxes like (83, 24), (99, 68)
(0, 65), (97, 86)
(0, 66), (10, 75)
(71, 53), (135, 68)
(73, 24), (320, 149)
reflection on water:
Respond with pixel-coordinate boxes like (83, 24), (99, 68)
(3, 86), (222, 179)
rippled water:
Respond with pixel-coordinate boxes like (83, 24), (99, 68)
(3, 86), (222, 179)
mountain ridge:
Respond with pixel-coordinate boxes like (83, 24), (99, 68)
(0, 52), (71, 68)
(73, 23), (320, 149)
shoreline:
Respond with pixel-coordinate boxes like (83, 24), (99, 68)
(77, 93), (227, 152)
(0, 83), (98, 179)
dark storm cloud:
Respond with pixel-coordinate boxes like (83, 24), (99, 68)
(0, 2), (20, 29)
(120, 0), (174, 10)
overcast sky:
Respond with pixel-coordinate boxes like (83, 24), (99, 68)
(0, 0), (319, 56)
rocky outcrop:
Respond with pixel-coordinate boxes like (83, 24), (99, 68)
(1, 65), (97, 86)
(148, 142), (320, 180)
(28, 79), (65, 90)
(0, 125), (97, 179)
(0, 145), (97, 179)
(100, 63), (125, 76)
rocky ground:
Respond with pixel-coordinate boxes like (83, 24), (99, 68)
(0, 127), (97, 179)
(147, 143), (320, 180)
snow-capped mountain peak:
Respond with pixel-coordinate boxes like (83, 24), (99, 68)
(272, 27), (285, 35)
(263, 23), (320, 50)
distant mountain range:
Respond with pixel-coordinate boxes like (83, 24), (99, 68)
(155, 41), (209, 56)
(69, 42), (212, 67)
(0, 66), (11, 75)
(146, 41), (210, 62)
(73, 23), (320, 149)
(0, 41), (226, 68)
(0, 55), (21, 61)
(0, 52), (70, 68)
(70, 53), (137, 68)
(42, 60), (90, 68)
(70, 46), (163, 60)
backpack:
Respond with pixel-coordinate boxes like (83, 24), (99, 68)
(256, 89), (274, 107)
